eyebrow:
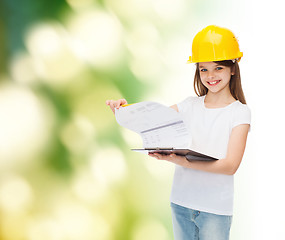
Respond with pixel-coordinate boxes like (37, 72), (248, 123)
(199, 64), (222, 68)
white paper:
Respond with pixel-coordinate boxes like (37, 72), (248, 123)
(115, 101), (191, 148)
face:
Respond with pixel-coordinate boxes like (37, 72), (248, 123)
(198, 62), (234, 94)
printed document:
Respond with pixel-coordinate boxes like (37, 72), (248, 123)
(115, 101), (191, 148)
(114, 101), (218, 161)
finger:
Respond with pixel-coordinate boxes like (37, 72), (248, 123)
(108, 101), (116, 113)
(116, 99), (124, 109)
(116, 101), (121, 109)
(106, 100), (115, 108)
(111, 104), (116, 113)
(121, 99), (128, 105)
(117, 99), (128, 108)
(153, 153), (163, 160)
(148, 153), (158, 159)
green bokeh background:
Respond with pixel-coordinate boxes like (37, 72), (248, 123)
(0, 0), (249, 239)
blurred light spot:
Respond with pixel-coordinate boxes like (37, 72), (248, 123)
(91, 147), (127, 186)
(0, 84), (52, 166)
(156, 37), (195, 100)
(57, 205), (92, 238)
(126, 23), (163, 81)
(0, 175), (33, 212)
(74, 84), (122, 130)
(55, 203), (109, 239)
(66, 0), (94, 10)
(72, 171), (106, 202)
(67, 10), (123, 69)
(26, 23), (62, 56)
(121, 128), (142, 148)
(60, 114), (95, 154)
(126, 22), (160, 52)
(1, 213), (29, 240)
(130, 56), (163, 82)
(92, 214), (111, 240)
(144, 157), (174, 180)
(10, 52), (38, 84)
(132, 218), (169, 240)
(151, 0), (185, 21)
(162, 38), (191, 67)
(25, 22), (84, 84)
(27, 218), (62, 240)
(105, 0), (149, 22)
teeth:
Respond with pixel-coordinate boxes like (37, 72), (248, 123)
(209, 81), (219, 84)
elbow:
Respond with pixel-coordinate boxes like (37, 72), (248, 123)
(227, 168), (237, 175)
(222, 158), (240, 175)
(223, 167), (235, 175)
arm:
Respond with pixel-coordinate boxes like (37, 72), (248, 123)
(107, 100), (178, 114)
(149, 124), (250, 175)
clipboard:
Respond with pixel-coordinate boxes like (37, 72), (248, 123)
(132, 148), (218, 162)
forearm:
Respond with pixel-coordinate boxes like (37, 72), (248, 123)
(179, 157), (236, 175)
(150, 125), (249, 175)
(160, 154), (236, 175)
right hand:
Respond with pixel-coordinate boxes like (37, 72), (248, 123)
(105, 99), (128, 114)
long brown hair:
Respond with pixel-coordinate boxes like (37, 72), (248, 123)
(193, 60), (247, 104)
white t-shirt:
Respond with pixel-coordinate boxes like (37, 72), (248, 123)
(170, 95), (251, 216)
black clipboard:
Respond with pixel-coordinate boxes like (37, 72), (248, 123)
(132, 148), (218, 161)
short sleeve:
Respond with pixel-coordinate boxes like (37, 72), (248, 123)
(177, 96), (195, 113)
(231, 103), (251, 130)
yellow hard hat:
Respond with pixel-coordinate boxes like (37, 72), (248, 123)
(188, 25), (243, 63)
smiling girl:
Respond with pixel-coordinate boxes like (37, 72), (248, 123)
(106, 25), (251, 240)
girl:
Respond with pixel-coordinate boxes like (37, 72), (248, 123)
(106, 25), (251, 240)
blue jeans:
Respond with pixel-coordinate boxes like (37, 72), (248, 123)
(171, 203), (232, 240)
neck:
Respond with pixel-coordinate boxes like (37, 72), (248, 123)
(204, 89), (236, 108)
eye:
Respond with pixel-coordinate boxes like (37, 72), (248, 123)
(200, 68), (207, 72)
(216, 67), (223, 70)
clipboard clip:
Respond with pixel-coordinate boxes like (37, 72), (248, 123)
(145, 147), (174, 150)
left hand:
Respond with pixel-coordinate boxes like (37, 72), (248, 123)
(148, 152), (185, 165)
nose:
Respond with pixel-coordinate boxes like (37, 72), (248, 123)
(207, 70), (215, 80)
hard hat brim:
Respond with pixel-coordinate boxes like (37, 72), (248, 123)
(187, 52), (243, 64)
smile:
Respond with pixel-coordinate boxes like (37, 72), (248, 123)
(207, 80), (221, 86)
